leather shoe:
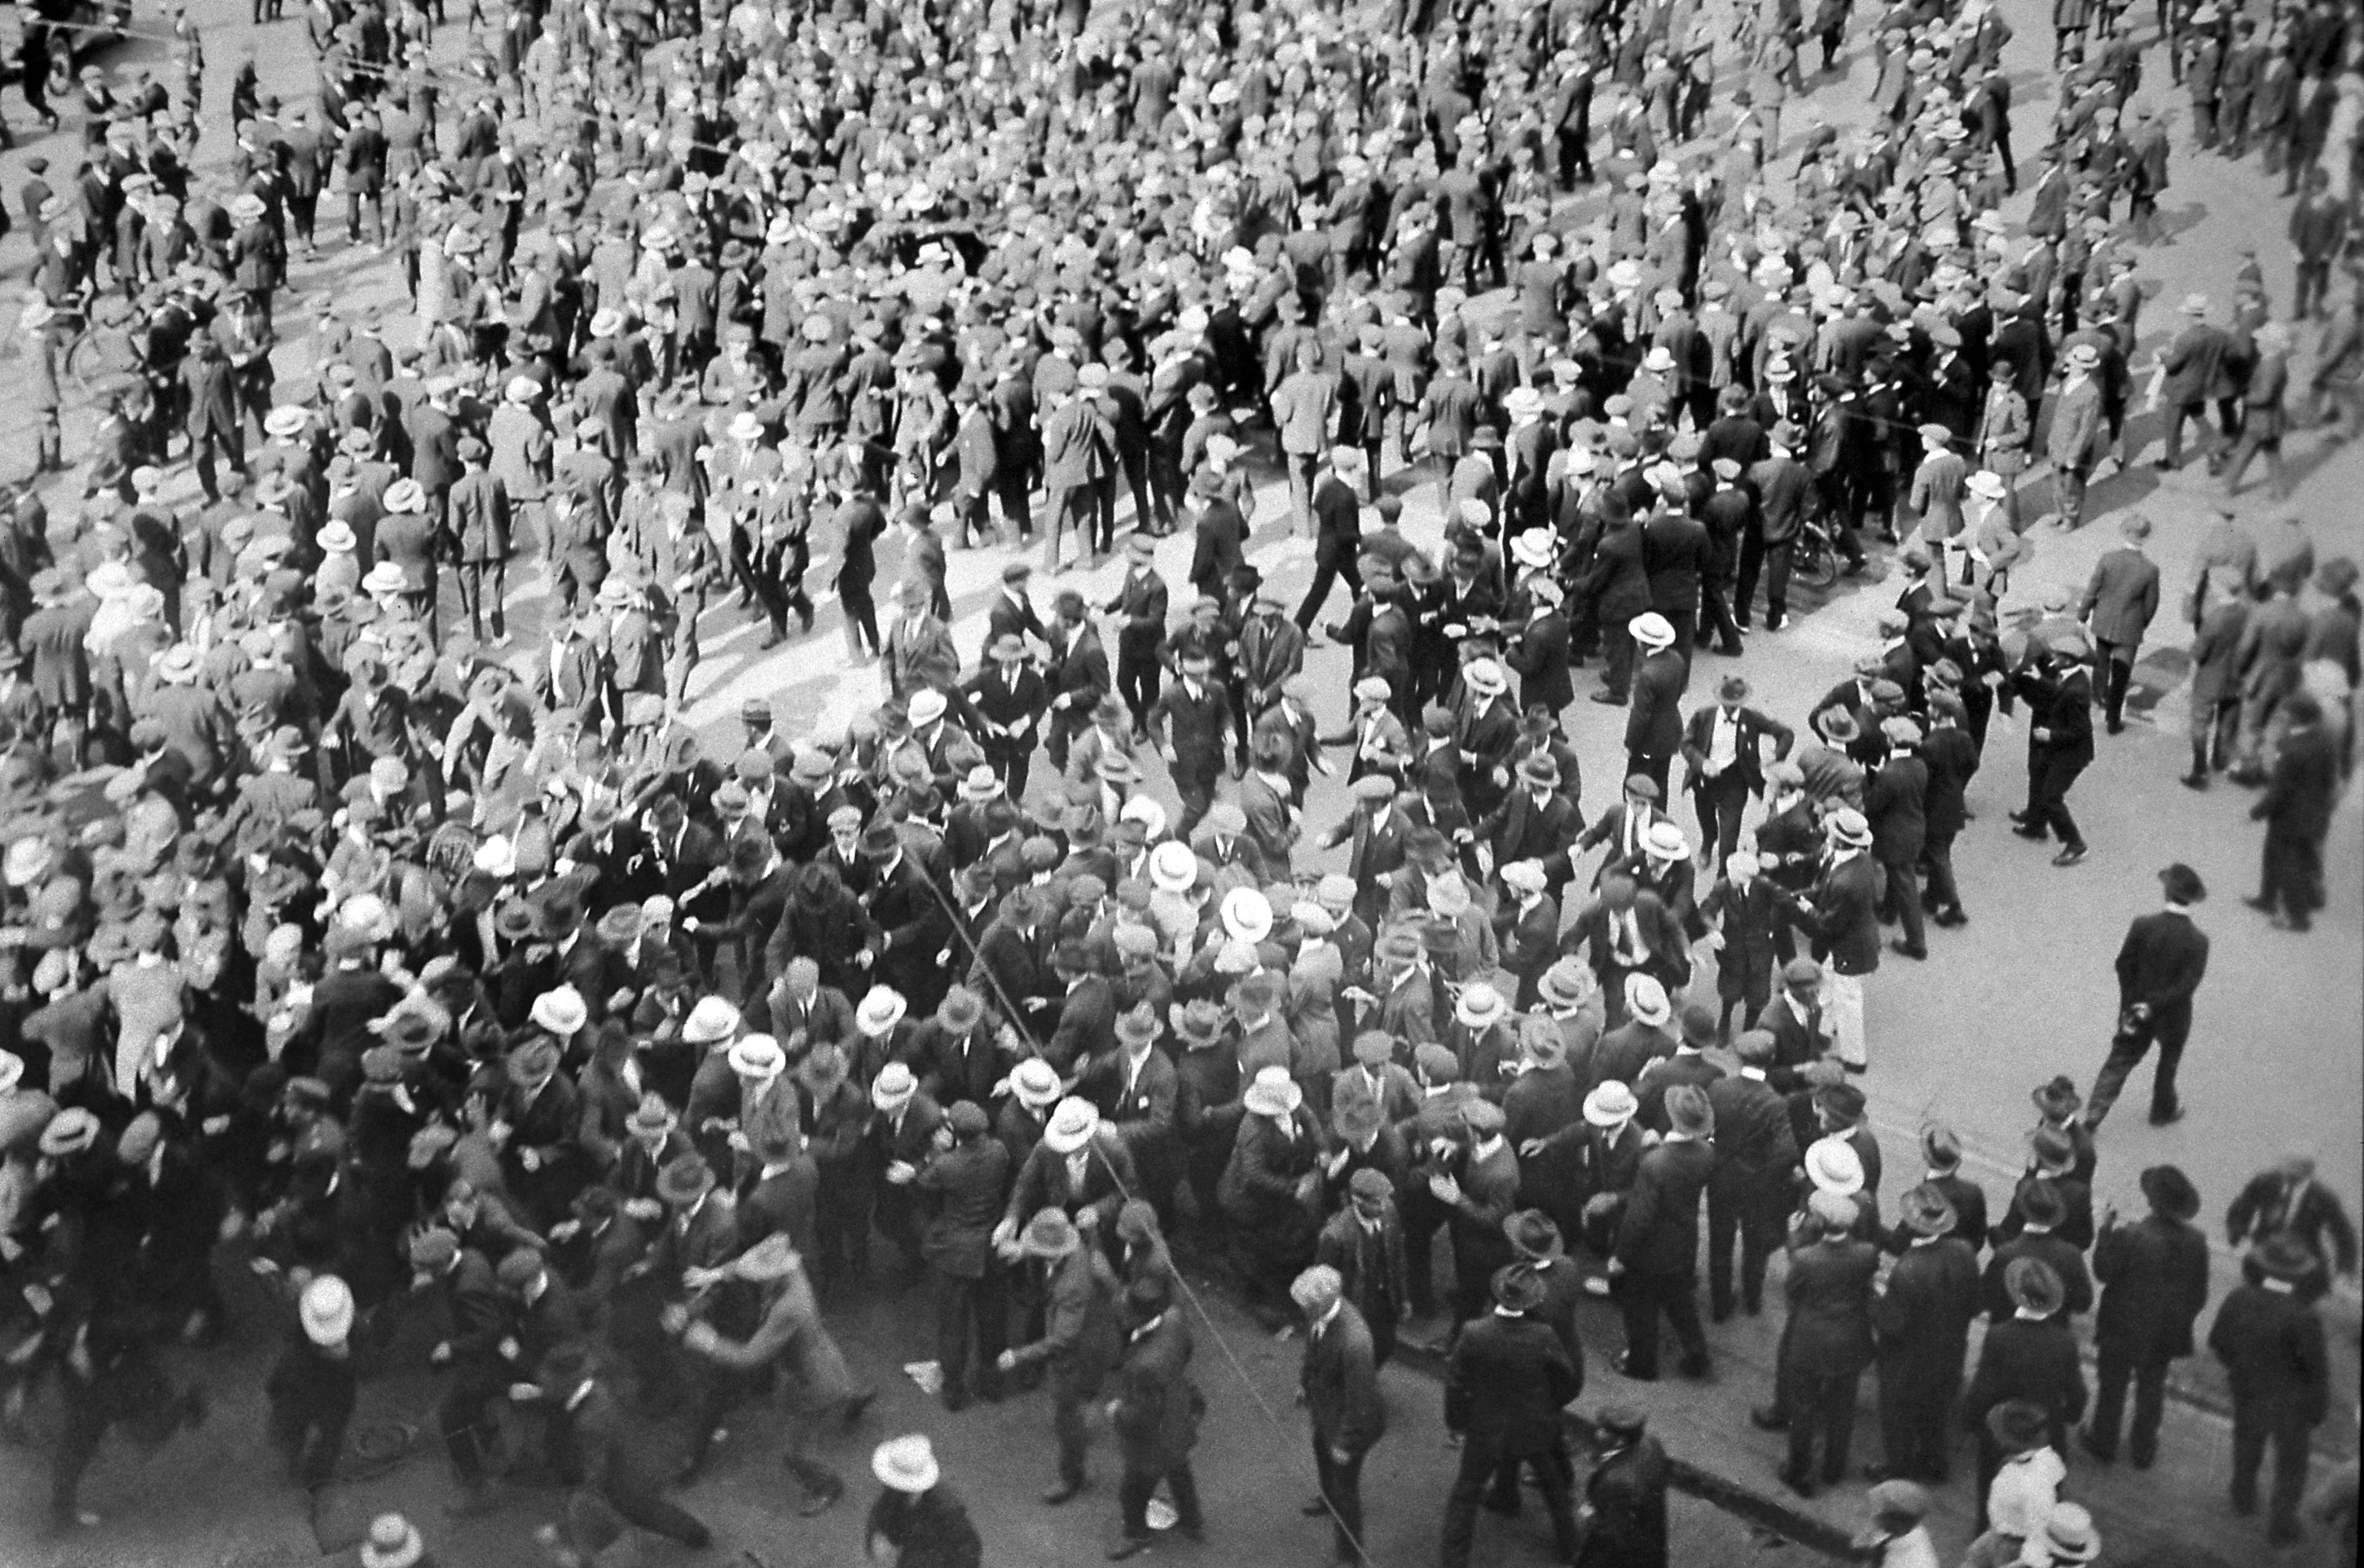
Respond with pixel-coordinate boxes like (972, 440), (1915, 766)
(1611, 1351), (1655, 1381)
(2077, 1428), (2116, 1465)
(1108, 1536), (1154, 1560)
(1889, 939), (1927, 959)
(2179, 772), (2210, 790)
(796, 1476), (844, 1517)
(1302, 1498), (1330, 1517)
(2052, 844), (2088, 867)
(1042, 1479), (1088, 1506)
(1590, 689), (1627, 706)
(1749, 1406), (1787, 1432)
(2011, 823), (2050, 841)
(1777, 1467), (1816, 1498)
(2148, 1107), (2186, 1127)
(2242, 895), (2276, 913)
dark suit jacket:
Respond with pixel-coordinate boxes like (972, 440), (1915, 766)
(1444, 1312), (1581, 1456)
(1626, 648), (1687, 757)
(1791, 852), (1882, 976)
(1302, 1301), (1387, 1454)
(1678, 704), (1795, 796)
(1779, 1237), (1881, 1377)
(1614, 1137), (1714, 1276)
(1873, 1236), (1981, 1373)
(1963, 1314), (2088, 1441)
(2093, 1214), (2210, 1361)
(2208, 1283), (2331, 1426)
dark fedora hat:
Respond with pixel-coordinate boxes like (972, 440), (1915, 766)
(2139, 1164), (2201, 1222)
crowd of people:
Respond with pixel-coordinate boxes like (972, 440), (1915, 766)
(1, 0), (2360, 1559)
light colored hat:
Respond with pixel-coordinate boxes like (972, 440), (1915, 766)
(318, 520), (358, 553)
(1220, 886), (1273, 944)
(1967, 469), (2007, 500)
(300, 1274), (354, 1345)
(857, 985), (909, 1037)
(1502, 860), (1549, 895)
(362, 561), (408, 595)
(1463, 658), (1507, 696)
(384, 478), (427, 513)
(1454, 982), (1508, 1029)
(1641, 822), (1690, 861)
(1043, 1096), (1100, 1153)
(1584, 1081), (1638, 1126)
(873, 1434), (941, 1493)
(1629, 611), (1676, 648)
(264, 404), (310, 438)
(529, 985), (587, 1037)
(1011, 1057), (1063, 1107)
(871, 1061), (918, 1111)
(1243, 1064), (1304, 1118)
(728, 1033), (786, 1078)
(360, 1514), (425, 1568)
(1624, 973), (1671, 1027)
(1149, 841), (1199, 893)
(682, 996), (743, 1045)
(1805, 1135), (1865, 1196)
(908, 688), (948, 727)
(1825, 808), (1873, 848)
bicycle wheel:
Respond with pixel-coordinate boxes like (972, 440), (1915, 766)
(1791, 530), (1841, 591)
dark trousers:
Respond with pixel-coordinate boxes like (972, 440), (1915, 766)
(1785, 1367), (1862, 1484)
(1313, 1438), (1368, 1558)
(928, 1264), (1005, 1405)
(1876, 1357), (1960, 1482)
(1400, 1189), (1449, 1318)
(2088, 1344), (2171, 1465)
(2191, 698), (2239, 775)
(2294, 258), (2333, 319)
(2229, 1400), (2314, 1534)
(1921, 829), (1963, 918)
(2258, 825), (2324, 924)
(1735, 530), (1791, 625)
(1295, 548), (1364, 630)
(1172, 766), (1219, 839)
(1440, 1440), (1577, 1568)
(2023, 754), (2088, 849)
(2086, 1006), (2189, 1127)
(1708, 1164), (1786, 1317)
(1598, 617), (1636, 697)
(1119, 1456), (1203, 1539)
(440, 1379), (503, 1486)
(1116, 647), (1160, 732)
(1052, 1389), (1093, 1486)
(839, 584), (880, 657)
(1613, 1267), (1707, 1378)
(457, 559), (508, 640)
(1694, 777), (1751, 870)
(2094, 641), (2137, 727)
(2161, 399), (2236, 466)
(983, 738), (1032, 805)
(603, 1482), (712, 1548)
(1879, 856), (1926, 951)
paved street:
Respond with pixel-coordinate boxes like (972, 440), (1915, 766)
(0, 0), (2356, 1557)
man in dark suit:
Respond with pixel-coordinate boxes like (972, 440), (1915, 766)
(964, 633), (1049, 802)
(1439, 1264), (1583, 1568)
(1773, 810), (1882, 1070)
(2155, 294), (2236, 470)
(1706, 1031), (1799, 1321)
(1870, 1182), (1982, 1485)
(1149, 647), (1233, 836)
(2079, 512), (2163, 733)
(1765, 1190), (1881, 1496)
(1623, 612), (1685, 797)
(1106, 1273), (1204, 1558)
(2208, 1236), (2332, 1546)
(1678, 675), (1796, 869)
(2083, 1164), (2210, 1469)
(1574, 1406), (1670, 1566)
(2226, 1151), (2358, 1284)
(1315, 1170), (1411, 1370)
(2246, 691), (2339, 931)
(1639, 488), (1713, 655)
(1864, 718), (1930, 959)
(1506, 583), (1575, 716)
(1962, 1259), (2087, 1524)
(997, 1208), (1123, 1504)
(1578, 496), (1653, 702)
(1293, 1264), (1386, 1564)
(1610, 1085), (1715, 1381)
(2010, 647), (2097, 866)
(2088, 863), (2211, 1128)
(1105, 533), (1168, 737)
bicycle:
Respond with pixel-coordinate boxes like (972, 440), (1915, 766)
(1789, 515), (1844, 591)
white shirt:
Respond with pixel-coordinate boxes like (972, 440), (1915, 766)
(1707, 706), (1740, 775)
